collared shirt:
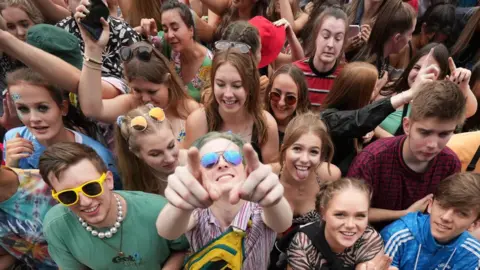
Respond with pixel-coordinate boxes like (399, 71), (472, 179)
(186, 201), (277, 269)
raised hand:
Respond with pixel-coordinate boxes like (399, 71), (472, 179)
(74, 0), (110, 50)
(5, 133), (33, 167)
(0, 93), (22, 130)
(411, 48), (439, 95)
(229, 144), (284, 208)
(164, 147), (216, 211)
(446, 57), (471, 95)
(139, 18), (158, 37)
(407, 194), (433, 214)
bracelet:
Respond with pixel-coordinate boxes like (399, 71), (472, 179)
(83, 55), (103, 65)
(83, 62), (102, 71)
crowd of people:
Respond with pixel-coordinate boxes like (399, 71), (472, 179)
(0, 0), (479, 269)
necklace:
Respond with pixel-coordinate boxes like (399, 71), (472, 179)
(78, 194), (124, 239)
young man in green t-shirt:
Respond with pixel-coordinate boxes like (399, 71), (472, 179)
(40, 142), (189, 269)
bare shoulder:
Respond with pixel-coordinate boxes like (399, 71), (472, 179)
(317, 162), (342, 182)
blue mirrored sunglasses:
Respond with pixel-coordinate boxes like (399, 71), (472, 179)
(200, 150), (243, 169)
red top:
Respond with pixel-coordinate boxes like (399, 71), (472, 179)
(348, 136), (460, 211)
(293, 58), (343, 108)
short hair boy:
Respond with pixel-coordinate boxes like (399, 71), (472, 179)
(381, 172), (480, 269)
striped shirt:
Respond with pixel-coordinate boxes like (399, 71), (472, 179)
(293, 58), (343, 109)
(186, 201), (277, 269)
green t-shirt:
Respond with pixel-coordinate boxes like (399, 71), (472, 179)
(43, 191), (189, 269)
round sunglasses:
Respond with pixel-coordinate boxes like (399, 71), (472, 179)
(200, 150), (243, 169)
(130, 107), (166, 131)
(51, 173), (106, 206)
(119, 45), (162, 63)
(269, 92), (297, 106)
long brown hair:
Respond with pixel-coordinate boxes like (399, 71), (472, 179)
(280, 112), (334, 170)
(204, 49), (268, 145)
(264, 64), (310, 118)
(114, 105), (175, 195)
(267, 0), (301, 22)
(353, 0), (416, 63)
(321, 62), (378, 111)
(123, 41), (194, 119)
(450, 8), (480, 63)
(346, 0), (383, 26)
(125, 0), (162, 28)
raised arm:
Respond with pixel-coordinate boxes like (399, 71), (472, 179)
(75, 2), (137, 123)
(31, 0), (70, 23)
(198, 0), (230, 16)
(278, 0), (308, 34)
(0, 29), (119, 99)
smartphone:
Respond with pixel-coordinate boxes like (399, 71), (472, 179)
(79, 0), (109, 41)
(347, 25), (361, 39)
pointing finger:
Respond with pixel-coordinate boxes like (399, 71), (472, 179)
(448, 57), (456, 75)
(243, 143), (260, 173)
(187, 147), (202, 181)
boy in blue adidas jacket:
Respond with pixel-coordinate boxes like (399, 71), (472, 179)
(381, 172), (480, 270)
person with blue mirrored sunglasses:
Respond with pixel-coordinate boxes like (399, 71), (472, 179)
(156, 131), (293, 270)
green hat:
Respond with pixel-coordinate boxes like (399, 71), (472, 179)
(26, 24), (83, 70)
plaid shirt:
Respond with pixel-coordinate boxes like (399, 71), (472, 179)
(186, 201), (277, 270)
(348, 136), (461, 211)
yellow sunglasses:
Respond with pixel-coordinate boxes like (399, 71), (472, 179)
(130, 107), (166, 131)
(51, 173), (107, 206)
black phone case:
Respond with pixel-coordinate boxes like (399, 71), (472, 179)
(79, 0), (109, 41)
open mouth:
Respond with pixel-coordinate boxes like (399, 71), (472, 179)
(340, 231), (356, 237)
(223, 99), (237, 106)
(82, 205), (99, 213)
(31, 126), (49, 132)
(216, 174), (234, 182)
(294, 165), (310, 179)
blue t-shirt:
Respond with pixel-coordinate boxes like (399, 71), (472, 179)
(3, 127), (122, 189)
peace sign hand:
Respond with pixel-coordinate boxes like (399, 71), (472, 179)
(446, 57), (471, 95)
(164, 147), (217, 211)
(229, 144), (284, 208)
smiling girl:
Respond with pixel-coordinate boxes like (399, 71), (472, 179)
(185, 46), (279, 163)
(2, 68), (121, 188)
(264, 64), (309, 145)
(287, 178), (384, 269)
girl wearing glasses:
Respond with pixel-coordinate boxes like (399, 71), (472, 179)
(75, 5), (199, 145)
(115, 106), (188, 195)
(2, 68), (121, 190)
(139, 0), (213, 102)
(184, 48), (279, 163)
(264, 64), (309, 145)
(156, 132), (292, 269)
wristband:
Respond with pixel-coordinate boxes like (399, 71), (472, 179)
(83, 55), (103, 65)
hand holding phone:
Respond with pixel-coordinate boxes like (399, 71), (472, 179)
(79, 0), (109, 41)
(347, 25), (361, 40)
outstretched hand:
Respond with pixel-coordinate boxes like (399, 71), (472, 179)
(229, 144), (284, 207)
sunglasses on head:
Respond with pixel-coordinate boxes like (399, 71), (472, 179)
(51, 173), (106, 206)
(269, 91), (297, 106)
(200, 150), (243, 169)
(119, 45), (162, 62)
(214, 41), (251, 54)
(130, 107), (166, 131)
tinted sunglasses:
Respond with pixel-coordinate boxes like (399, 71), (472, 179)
(119, 45), (162, 62)
(51, 173), (106, 206)
(214, 41), (251, 54)
(130, 107), (166, 131)
(269, 92), (297, 106)
(200, 150), (243, 169)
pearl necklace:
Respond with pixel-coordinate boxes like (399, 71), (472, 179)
(78, 194), (124, 239)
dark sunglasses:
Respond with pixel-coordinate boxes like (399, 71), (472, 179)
(51, 173), (106, 206)
(119, 45), (161, 62)
(200, 150), (243, 169)
(269, 92), (297, 106)
(214, 41), (251, 54)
